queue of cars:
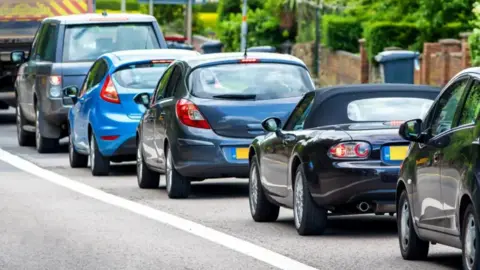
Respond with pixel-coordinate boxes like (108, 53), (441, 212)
(8, 12), (480, 270)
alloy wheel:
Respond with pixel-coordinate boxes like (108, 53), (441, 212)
(249, 165), (258, 215)
(90, 135), (95, 172)
(35, 109), (40, 148)
(465, 213), (477, 270)
(16, 107), (22, 141)
(400, 200), (411, 251)
(294, 171), (304, 229)
(166, 149), (173, 193)
(137, 142), (143, 181)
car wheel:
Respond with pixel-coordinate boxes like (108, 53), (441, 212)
(397, 190), (429, 260)
(249, 155), (279, 222)
(35, 107), (58, 153)
(293, 165), (327, 236)
(462, 204), (480, 270)
(165, 146), (190, 199)
(89, 133), (110, 176)
(137, 137), (160, 189)
(16, 105), (34, 147)
(69, 132), (88, 168)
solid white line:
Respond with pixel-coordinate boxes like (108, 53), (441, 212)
(0, 148), (318, 270)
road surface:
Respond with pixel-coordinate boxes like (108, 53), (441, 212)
(0, 110), (462, 270)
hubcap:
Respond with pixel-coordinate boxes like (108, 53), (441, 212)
(166, 149), (173, 193)
(35, 109), (40, 147)
(137, 142), (143, 182)
(465, 214), (476, 270)
(400, 200), (411, 251)
(249, 164), (258, 215)
(69, 134), (74, 160)
(294, 171), (304, 229)
(90, 135), (95, 171)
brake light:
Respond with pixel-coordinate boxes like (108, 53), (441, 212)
(328, 142), (371, 159)
(49, 75), (62, 86)
(152, 60), (173, 64)
(385, 120), (404, 126)
(175, 99), (210, 129)
(239, 58), (259, 63)
(101, 135), (119, 141)
(100, 75), (120, 104)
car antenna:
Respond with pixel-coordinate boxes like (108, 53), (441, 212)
(244, 45), (247, 58)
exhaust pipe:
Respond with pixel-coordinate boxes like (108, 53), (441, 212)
(357, 202), (370, 212)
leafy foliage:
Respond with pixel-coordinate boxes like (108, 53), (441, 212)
(96, 0), (139, 11)
(322, 15), (362, 52)
(216, 0), (264, 22)
(469, 2), (480, 66)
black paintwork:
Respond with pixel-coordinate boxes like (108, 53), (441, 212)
(398, 69), (480, 251)
(250, 84), (441, 215)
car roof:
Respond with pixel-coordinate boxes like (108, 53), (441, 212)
(179, 52), (307, 68)
(314, 83), (441, 95)
(44, 13), (157, 25)
(103, 49), (200, 66)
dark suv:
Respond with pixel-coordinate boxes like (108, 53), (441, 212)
(396, 67), (480, 270)
(11, 13), (167, 153)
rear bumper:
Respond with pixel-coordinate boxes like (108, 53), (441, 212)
(42, 98), (71, 126)
(171, 126), (252, 179)
(308, 161), (399, 207)
(93, 113), (139, 157)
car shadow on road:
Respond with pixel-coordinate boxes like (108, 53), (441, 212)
(189, 182), (249, 199)
(424, 254), (461, 269)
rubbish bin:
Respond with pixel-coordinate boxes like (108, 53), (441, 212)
(247, 46), (276, 53)
(374, 50), (420, 84)
(168, 41), (194, 50)
(201, 41), (223, 54)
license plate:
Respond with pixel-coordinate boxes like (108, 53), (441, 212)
(383, 146), (409, 161)
(234, 148), (249, 160)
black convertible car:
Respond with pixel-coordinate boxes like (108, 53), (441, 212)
(248, 84), (441, 235)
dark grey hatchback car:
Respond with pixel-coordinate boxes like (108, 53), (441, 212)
(12, 13), (167, 153)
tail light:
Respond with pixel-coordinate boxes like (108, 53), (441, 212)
(48, 75), (62, 98)
(385, 120), (404, 127)
(239, 58), (259, 63)
(175, 99), (210, 129)
(328, 141), (371, 159)
(100, 75), (120, 104)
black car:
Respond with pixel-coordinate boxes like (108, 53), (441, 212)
(248, 84), (440, 236)
(396, 69), (480, 270)
(133, 52), (315, 199)
(12, 13), (167, 153)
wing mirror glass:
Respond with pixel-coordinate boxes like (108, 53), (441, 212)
(262, 117), (282, 132)
(62, 86), (79, 104)
(11, 50), (26, 63)
(134, 92), (151, 108)
(399, 119), (423, 142)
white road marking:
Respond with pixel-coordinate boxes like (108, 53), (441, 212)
(0, 148), (318, 270)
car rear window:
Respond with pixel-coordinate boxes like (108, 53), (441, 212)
(188, 63), (314, 100)
(112, 62), (169, 91)
(62, 23), (159, 62)
(347, 97), (434, 121)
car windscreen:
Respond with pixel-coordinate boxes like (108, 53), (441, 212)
(347, 97), (434, 121)
(112, 62), (169, 92)
(188, 63), (314, 100)
(62, 23), (159, 62)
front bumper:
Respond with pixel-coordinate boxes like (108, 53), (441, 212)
(309, 160), (398, 207)
(171, 126), (253, 179)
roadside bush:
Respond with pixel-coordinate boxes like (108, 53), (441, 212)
(198, 13), (218, 31)
(469, 2), (480, 66)
(322, 15), (362, 53)
(96, 0), (139, 11)
(363, 22), (420, 61)
(217, 0), (264, 22)
(199, 2), (218, 13)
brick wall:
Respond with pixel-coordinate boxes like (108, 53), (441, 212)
(319, 47), (361, 86)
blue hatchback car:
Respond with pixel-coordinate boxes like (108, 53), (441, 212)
(64, 49), (200, 176)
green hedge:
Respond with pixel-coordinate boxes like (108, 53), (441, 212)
(363, 22), (420, 61)
(198, 2), (218, 13)
(322, 15), (362, 53)
(96, 0), (139, 11)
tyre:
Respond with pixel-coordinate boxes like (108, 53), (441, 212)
(89, 133), (110, 176)
(397, 190), (429, 260)
(462, 204), (479, 270)
(165, 145), (190, 199)
(249, 155), (279, 222)
(16, 105), (34, 147)
(69, 132), (88, 168)
(35, 106), (58, 153)
(137, 136), (160, 189)
(293, 165), (327, 236)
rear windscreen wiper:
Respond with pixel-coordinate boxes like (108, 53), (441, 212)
(212, 94), (256, 100)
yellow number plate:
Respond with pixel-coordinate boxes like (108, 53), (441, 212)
(235, 148), (249, 160)
(388, 146), (409, 160)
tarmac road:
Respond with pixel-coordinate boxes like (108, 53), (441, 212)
(0, 110), (463, 270)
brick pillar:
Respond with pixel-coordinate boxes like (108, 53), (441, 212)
(440, 39), (462, 86)
(460, 32), (472, 69)
(359, 38), (369, 84)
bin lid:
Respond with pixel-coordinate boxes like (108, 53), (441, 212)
(247, 46), (276, 52)
(201, 40), (223, 48)
(375, 50), (420, 63)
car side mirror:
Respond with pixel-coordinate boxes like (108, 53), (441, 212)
(262, 117), (282, 133)
(62, 86), (79, 104)
(399, 119), (423, 142)
(134, 92), (151, 108)
(11, 50), (26, 64)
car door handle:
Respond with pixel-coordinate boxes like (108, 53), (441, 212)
(433, 152), (441, 163)
(159, 112), (166, 116)
(472, 138), (480, 145)
(282, 134), (297, 145)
